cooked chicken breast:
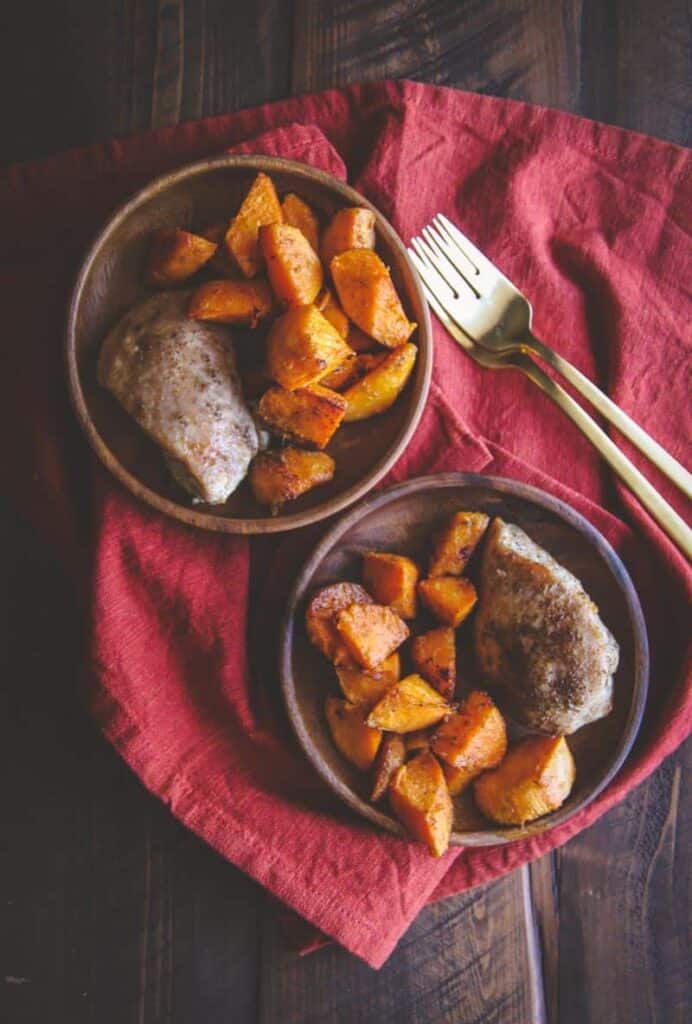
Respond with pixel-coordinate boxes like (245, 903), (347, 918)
(98, 291), (259, 504)
(474, 519), (619, 734)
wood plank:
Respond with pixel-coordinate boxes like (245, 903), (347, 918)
(258, 867), (545, 1024)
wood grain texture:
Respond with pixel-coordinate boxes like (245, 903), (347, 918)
(1, 2), (690, 1022)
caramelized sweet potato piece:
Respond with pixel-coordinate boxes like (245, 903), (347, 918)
(319, 352), (359, 390)
(147, 227), (217, 286)
(187, 278), (273, 326)
(442, 762), (471, 796)
(367, 674), (450, 732)
(418, 576), (478, 627)
(316, 288), (350, 339)
(335, 603), (409, 671)
(260, 223), (323, 306)
(389, 751), (453, 857)
(371, 733), (406, 802)
(474, 736), (575, 826)
(342, 343), (417, 422)
(266, 305), (353, 391)
(258, 383), (347, 449)
(405, 729), (432, 754)
(335, 653), (400, 704)
(249, 448), (334, 510)
(362, 551), (419, 619)
(431, 691), (507, 795)
(305, 583), (373, 665)
(321, 207), (376, 268)
(331, 249), (415, 348)
(325, 697), (382, 771)
(429, 511), (490, 577)
(224, 172), (283, 278)
(410, 626), (456, 701)
(281, 193), (320, 252)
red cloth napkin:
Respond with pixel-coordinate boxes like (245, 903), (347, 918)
(1, 81), (690, 968)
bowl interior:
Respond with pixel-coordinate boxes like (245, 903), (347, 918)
(68, 156), (431, 533)
(281, 474), (648, 846)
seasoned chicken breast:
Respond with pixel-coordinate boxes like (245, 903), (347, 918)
(97, 291), (259, 504)
(474, 519), (619, 734)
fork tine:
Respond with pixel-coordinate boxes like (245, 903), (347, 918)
(408, 249), (476, 355)
(421, 224), (479, 301)
(409, 238), (456, 302)
(434, 213), (507, 285)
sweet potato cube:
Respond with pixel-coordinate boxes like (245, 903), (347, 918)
(371, 733), (406, 802)
(342, 343), (417, 422)
(321, 207), (376, 268)
(443, 762), (471, 796)
(281, 193), (320, 252)
(224, 172), (283, 278)
(418, 576), (478, 627)
(187, 278), (273, 326)
(335, 653), (400, 705)
(266, 305), (353, 391)
(147, 227), (217, 286)
(429, 510), (490, 577)
(331, 249), (415, 348)
(389, 751), (453, 857)
(258, 384), (347, 449)
(410, 626), (456, 701)
(405, 729), (432, 754)
(335, 603), (409, 671)
(319, 352), (359, 391)
(362, 552), (419, 619)
(260, 223), (323, 306)
(431, 691), (507, 795)
(316, 288), (350, 339)
(305, 583), (373, 665)
(325, 697), (382, 771)
(474, 736), (576, 826)
(367, 674), (450, 732)
(249, 448), (334, 510)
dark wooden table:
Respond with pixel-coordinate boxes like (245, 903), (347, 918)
(2, 3), (689, 1022)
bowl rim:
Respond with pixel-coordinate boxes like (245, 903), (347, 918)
(280, 471), (650, 847)
(65, 154), (433, 534)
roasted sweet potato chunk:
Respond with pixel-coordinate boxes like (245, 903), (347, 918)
(443, 762), (471, 797)
(335, 603), (409, 671)
(342, 343), (417, 422)
(335, 653), (400, 705)
(347, 324), (379, 352)
(316, 288), (350, 339)
(429, 511), (490, 577)
(410, 626), (456, 701)
(371, 733), (406, 801)
(321, 207), (376, 268)
(306, 583), (373, 665)
(258, 383), (347, 449)
(224, 172), (283, 278)
(325, 698), (382, 771)
(474, 736), (575, 825)
(431, 691), (507, 795)
(389, 751), (453, 857)
(319, 352), (359, 391)
(249, 448), (334, 510)
(281, 193), (320, 252)
(362, 552), (419, 619)
(418, 576), (478, 627)
(405, 729), (432, 754)
(260, 223), (323, 306)
(266, 305), (353, 391)
(331, 249), (415, 348)
(147, 227), (217, 286)
(187, 278), (273, 326)
(367, 674), (450, 732)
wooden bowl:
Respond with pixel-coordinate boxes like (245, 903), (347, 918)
(280, 473), (649, 847)
(66, 156), (432, 534)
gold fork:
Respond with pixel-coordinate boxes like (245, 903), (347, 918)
(408, 227), (692, 560)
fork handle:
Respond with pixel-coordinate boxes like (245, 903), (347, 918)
(513, 351), (692, 560)
(526, 333), (692, 501)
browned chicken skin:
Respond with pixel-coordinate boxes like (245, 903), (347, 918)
(474, 519), (619, 734)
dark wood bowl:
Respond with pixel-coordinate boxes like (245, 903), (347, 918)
(280, 473), (649, 847)
(66, 156), (432, 533)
